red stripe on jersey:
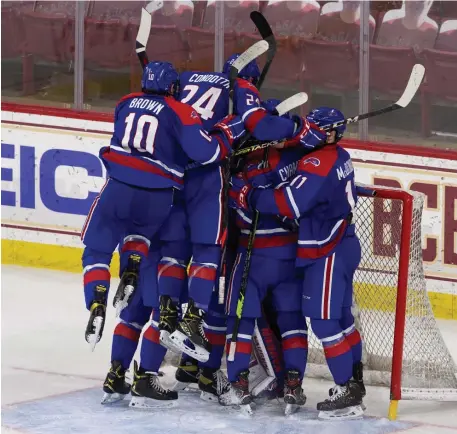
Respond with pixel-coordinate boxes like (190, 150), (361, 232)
(274, 189), (295, 219)
(84, 268), (110, 285)
(322, 254), (334, 320)
(143, 325), (160, 344)
(118, 92), (145, 105)
(297, 221), (348, 259)
(165, 96), (202, 126)
(239, 233), (297, 249)
(121, 240), (149, 257)
(226, 341), (252, 355)
(205, 331), (226, 346)
(102, 148), (183, 185)
(323, 338), (351, 359)
(158, 264), (186, 280)
(345, 329), (362, 348)
(215, 135), (229, 159)
(283, 336), (308, 351)
(236, 78), (260, 93)
(114, 323), (141, 341)
(245, 109), (267, 134)
(189, 265), (217, 281)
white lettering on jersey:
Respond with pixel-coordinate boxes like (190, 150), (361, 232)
(188, 73), (230, 89)
(129, 98), (164, 115)
(279, 161), (299, 182)
(337, 159), (354, 180)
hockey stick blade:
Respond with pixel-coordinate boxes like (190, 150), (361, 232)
(145, 0), (163, 14)
(321, 64), (425, 131)
(250, 11), (273, 40)
(136, 8), (152, 54)
(229, 40), (269, 83)
(275, 92), (308, 116)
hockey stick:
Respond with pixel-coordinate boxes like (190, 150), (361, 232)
(135, 2), (164, 70)
(236, 64), (426, 156)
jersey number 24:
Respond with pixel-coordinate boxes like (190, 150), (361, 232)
(180, 85), (222, 120)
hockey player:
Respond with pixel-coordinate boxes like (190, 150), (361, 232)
(233, 107), (365, 419)
(81, 60), (244, 363)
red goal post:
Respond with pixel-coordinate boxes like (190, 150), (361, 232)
(305, 184), (457, 419)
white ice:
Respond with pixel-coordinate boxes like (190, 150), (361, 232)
(2, 265), (457, 434)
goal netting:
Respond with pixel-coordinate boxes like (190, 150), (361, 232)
(305, 185), (457, 403)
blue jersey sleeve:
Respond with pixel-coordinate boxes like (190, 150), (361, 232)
(166, 96), (230, 165)
(234, 79), (297, 141)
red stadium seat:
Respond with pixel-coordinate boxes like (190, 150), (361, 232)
(434, 19), (457, 52)
(369, 45), (418, 98)
(317, 1), (376, 44)
(421, 48), (457, 136)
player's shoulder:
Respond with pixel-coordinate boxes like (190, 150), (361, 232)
(297, 145), (339, 176)
(235, 78), (260, 95)
(165, 96), (202, 126)
(116, 92), (145, 107)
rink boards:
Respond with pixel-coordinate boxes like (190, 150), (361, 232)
(1, 103), (457, 319)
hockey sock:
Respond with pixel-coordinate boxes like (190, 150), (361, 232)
(82, 248), (112, 309)
(276, 311), (307, 379)
(139, 310), (167, 373)
(188, 244), (221, 311)
(158, 241), (190, 304)
(254, 315), (284, 384)
(120, 234), (150, 263)
(311, 318), (353, 385)
(111, 321), (142, 370)
(200, 314), (227, 370)
(226, 317), (255, 382)
(340, 307), (362, 364)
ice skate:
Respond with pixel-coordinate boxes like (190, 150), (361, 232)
(198, 367), (230, 403)
(169, 299), (211, 362)
(113, 254), (141, 316)
(129, 361), (178, 409)
(101, 360), (131, 404)
(85, 284), (107, 351)
(328, 362), (366, 410)
(172, 355), (200, 392)
(219, 370), (253, 415)
(158, 295), (181, 353)
(283, 370), (306, 416)
(318, 380), (364, 420)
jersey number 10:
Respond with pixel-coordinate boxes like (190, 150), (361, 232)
(121, 113), (158, 154)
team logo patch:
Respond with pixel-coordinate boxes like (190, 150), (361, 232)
(302, 157), (320, 167)
(191, 110), (199, 119)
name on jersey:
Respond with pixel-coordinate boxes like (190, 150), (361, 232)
(129, 98), (164, 115)
(189, 73), (230, 89)
(279, 161), (299, 181)
(337, 159), (354, 180)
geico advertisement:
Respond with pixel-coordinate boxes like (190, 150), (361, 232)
(1, 125), (108, 230)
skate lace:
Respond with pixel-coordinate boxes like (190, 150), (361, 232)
(215, 370), (230, 395)
(328, 385), (346, 401)
(145, 371), (166, 393)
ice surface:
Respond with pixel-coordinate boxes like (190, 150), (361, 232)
(2, 266), (457, 434)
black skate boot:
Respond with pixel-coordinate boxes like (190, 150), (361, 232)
(113, 253), (141, 316)
(101, 360), (131, 404)
(85, 284), (107, 351)
(158, 295), (180, 352)
(172, 355), (200, 392)
(130, 361), (178, 409)
(317, 380), (364, 420)
(219, 370), (253, 415)
(169, 299), (211, 363)
(352, 361), (366, 397)
(283, 370), (307, 415)
(198, 367), (230, 403)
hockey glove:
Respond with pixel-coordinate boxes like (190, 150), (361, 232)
(229, 173), (254, 211)
(284, 116), (327, 150)
(211, 114), (246, 149)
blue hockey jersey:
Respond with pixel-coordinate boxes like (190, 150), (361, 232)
(231, 146), (304, 259)
(249, 144), (358, 265)
(100, 92), (230, 189)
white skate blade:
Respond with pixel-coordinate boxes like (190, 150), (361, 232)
(101, 392), (127, 405)
(200, 391), (219, 403)
(168, 330), (210, 363)
(171, 380), (199, 393)
(159, 330), (182, 354)
(129, 396), (178, 409)
(285, 403), (300, 416)
(88, 316), (103, 352)
(115, 286), (135, 317)
(318, 405), (364, 421)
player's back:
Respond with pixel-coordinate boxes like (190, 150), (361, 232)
(103, 92), (191, 190)
(179, 71), (230, 130)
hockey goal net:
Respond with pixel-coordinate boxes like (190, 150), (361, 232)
(306, 184), (457, 417)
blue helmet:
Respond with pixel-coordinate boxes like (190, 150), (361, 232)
(223, 54), (261, 84)
(306, 107), (346, 142)
(261, 98), (291, 119)
(141, 61), (179, 94)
